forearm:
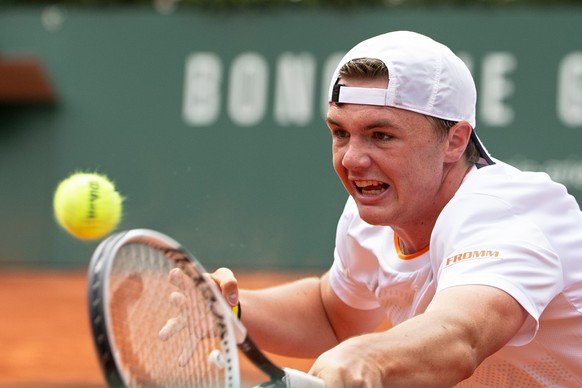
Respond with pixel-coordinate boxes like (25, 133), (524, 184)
(310, 310), (477, 387)
(375, 311), (477, 385)
(311, 285), (527, 386)
(239, 277), (339, 358)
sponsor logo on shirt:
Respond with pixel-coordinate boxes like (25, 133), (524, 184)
(444, 250), (501, 267)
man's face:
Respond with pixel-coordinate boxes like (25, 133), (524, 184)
(326, 77), (449, 229)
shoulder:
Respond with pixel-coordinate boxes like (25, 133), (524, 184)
(430, 161), (571, 270)
(459, 160), (569, 202)
(440, 160), (575, 224)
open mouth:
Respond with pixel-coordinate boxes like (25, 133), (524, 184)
(354, 180), (389, 195)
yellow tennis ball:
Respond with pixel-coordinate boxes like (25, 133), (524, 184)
(53, 172), (123, 240)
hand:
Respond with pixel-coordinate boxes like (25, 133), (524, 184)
(210, 267), (240, 308)
(309, 336), (383, 388)
(157, 267), (210, 366)
(157, 267), (240, 366)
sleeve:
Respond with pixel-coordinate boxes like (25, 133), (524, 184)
(432, 194), (564, 346)
(328, 198), (381, 310)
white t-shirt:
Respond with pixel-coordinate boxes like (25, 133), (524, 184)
(329, 161), (582, 386)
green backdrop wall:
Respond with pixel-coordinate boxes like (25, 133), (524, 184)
(1, 5), (582, 269)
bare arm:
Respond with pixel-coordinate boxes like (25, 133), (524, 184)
(311, 284), (529, 386)
(239, 276), (335, 357)
(213, 269), (385, 358)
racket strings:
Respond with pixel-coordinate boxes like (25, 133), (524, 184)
(185, 274), (225, 386)
(105, 243), (236, 388)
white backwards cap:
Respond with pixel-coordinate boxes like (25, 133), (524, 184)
(329, 31), (494, 165)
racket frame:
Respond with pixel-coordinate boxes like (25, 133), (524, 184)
(88, 229), (322, 388)
(87, 229), (242, 387)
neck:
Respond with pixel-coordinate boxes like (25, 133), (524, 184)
(395, 162), (473, 255)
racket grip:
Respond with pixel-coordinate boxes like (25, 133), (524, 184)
(282, 368), (325, 387)
(232, 302), (241, 319)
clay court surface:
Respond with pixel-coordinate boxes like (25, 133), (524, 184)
(0, 269), (317, 387)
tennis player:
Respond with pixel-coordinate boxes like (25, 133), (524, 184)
(212, 31), (582, 386)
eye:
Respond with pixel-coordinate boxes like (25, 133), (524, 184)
(332, 129), (350, 140)
(372, 132), (393, 141)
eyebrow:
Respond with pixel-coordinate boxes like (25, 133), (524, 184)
(326, 115), (398, 132)
(325, 116), (341, 127)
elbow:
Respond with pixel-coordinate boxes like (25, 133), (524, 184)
(457, 358), (479, 384)
(451, 343), (482, 384)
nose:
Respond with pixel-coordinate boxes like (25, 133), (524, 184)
(341, 140), (372, 171)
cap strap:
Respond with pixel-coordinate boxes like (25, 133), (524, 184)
(470, 130), (495, 166)
(331, 84), (388, 106)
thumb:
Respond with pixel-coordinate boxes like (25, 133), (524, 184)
(210, 267), (239, 306)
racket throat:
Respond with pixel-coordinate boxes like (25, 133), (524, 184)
(238, 337), (286, 381)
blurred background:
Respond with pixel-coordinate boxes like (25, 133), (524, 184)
(1, 0), (581, 385)
(2, 0), (582, 270)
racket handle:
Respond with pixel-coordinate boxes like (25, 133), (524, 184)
(253, 368), (325, 388)
(232, 302), (241, 319)
(282, 368), (325, 387)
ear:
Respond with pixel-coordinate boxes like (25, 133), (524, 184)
(444, 121), (472, 163)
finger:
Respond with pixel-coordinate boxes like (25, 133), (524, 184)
(178, 342), (196, 367)
(309, 370), (342, 388)
(170, 290), (187, 309)
(168, 267), (188, 292)
(210, 267), (239, 306)
(158, 315), (187, 341)
(309, 362), (345, 388)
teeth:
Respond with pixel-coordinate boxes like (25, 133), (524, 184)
(362, 188), (385, 195)
(354, 180), (382, 187)
(354, 180), (387, 195)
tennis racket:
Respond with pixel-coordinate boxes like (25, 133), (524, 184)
(87, 228), (324, 388)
